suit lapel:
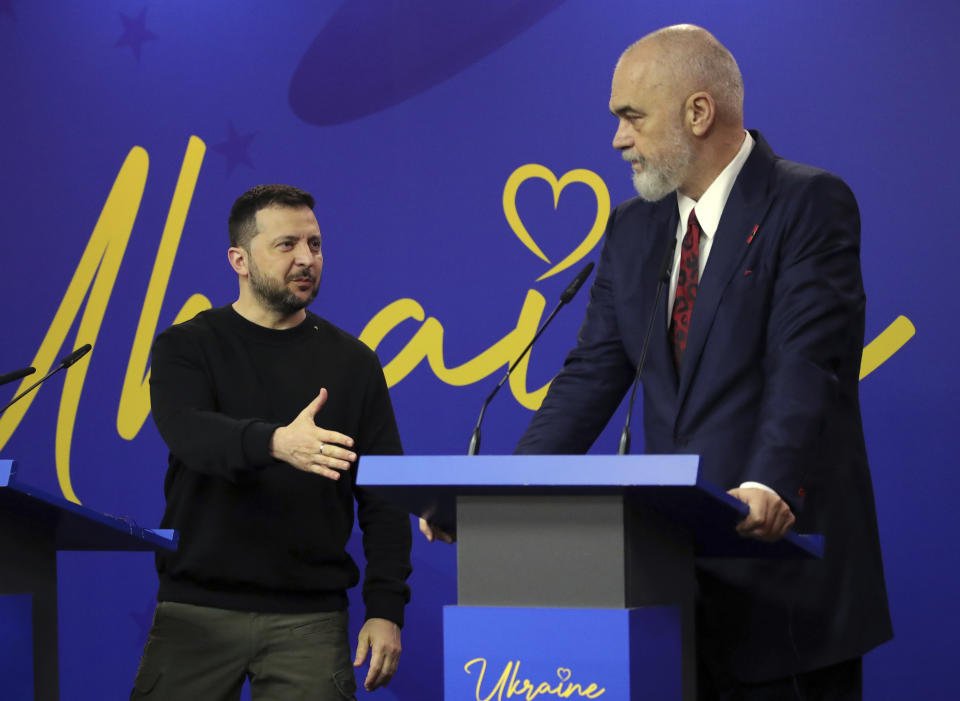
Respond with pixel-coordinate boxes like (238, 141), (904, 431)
(645, 205), (680, 391)
(675, 132), (778, 403)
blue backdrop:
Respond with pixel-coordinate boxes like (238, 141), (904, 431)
(0, 1), (955, 698)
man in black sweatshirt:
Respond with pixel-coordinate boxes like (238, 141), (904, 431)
(131, 184), (412, 700)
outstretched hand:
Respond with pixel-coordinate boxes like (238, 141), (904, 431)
(728, 487), (796, 542)
(270, 388), (356, 480)
(354, 617), (402, 691)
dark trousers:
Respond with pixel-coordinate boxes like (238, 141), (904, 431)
(130, 601), (357, 701)
(699, 656), (862, 701)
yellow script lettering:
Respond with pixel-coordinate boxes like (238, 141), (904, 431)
(0, 147), (149, 502)
(0, 148), (917, 504)
(359, 290), (551, 410)
(465, 657), (514, 701)
(860, 315), (915, 380)
(463, 658), (605, 701)
(117, 136), (211, 439)
(0, 138), (210, 503)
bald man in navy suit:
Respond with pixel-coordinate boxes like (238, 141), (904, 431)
(511, 25), (891, 701)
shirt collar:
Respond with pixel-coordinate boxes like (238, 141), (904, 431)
(676, 130), (755, 239)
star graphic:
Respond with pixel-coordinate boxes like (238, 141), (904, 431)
(116, 8), (158, 61)
(211, 122), (257, 176)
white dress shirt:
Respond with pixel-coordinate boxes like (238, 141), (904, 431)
(667, 131), (755, 314)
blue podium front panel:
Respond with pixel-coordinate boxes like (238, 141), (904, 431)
(444, 606), (681, 700)
(0, 594), (34, 700)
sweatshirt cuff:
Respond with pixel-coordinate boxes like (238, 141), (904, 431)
(242, 421), (282, 469)
(364, 591), (408, 629)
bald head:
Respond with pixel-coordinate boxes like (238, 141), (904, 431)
(621, 24), (744, 128)
(610, 24), (746, 200)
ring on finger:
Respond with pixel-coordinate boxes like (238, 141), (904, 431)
(319, 441), (325, 456)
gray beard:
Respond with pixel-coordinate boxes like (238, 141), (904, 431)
(627, 129), (695, 203)
(632, 162), (683, 202)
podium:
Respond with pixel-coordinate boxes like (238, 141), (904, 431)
(358, 455), (821, 700)
(0, 459), (176, 701)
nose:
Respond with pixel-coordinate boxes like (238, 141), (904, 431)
(293, 240), (315, 266)
(612, 119), (632, 151)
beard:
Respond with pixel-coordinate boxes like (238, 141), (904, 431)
(248, 258), (320, 316)
(623, 122), (696, 202)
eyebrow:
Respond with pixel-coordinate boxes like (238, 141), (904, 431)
(271, 233), (322, 244)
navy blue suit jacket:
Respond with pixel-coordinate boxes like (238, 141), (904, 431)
(517, 132), (892, 681)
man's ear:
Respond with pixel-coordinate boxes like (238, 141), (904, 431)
(685, 91), (716, 137)
(227, 246), (248, 277)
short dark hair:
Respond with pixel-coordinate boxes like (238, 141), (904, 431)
(228, 184), (316, 249)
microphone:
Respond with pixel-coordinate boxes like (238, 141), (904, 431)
(0, 344), (93, 415)
(58, 344), (92, 369)
(468, 261), (595, 455)
(618, 237), (677, 455)
(0, 366), (35, 387)
(559, 262), (594, 304)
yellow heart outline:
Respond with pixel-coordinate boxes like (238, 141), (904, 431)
(502, 164), (610, 281)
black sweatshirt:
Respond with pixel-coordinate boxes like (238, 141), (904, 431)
(149, 305), (412, 625)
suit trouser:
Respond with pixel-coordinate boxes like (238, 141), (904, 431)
(698, 656), (862, 701)
(130, 601), (357, 701)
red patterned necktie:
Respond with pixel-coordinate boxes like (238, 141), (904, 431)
(669, 209), (701, 370)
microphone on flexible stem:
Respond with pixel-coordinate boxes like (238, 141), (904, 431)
(0, 344), (92, 414)
(0, 366), (35, 387)
(58, 345), (92, 369)
(468, 261), (595, 455)
(618, 238), (677, 455)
